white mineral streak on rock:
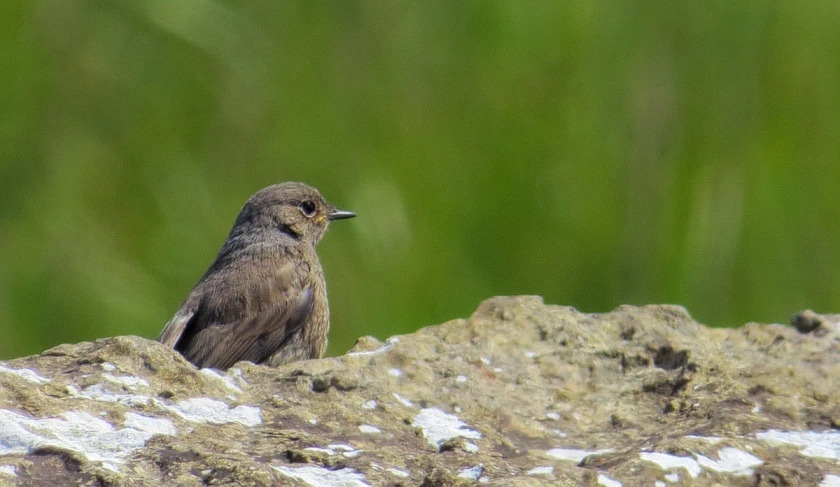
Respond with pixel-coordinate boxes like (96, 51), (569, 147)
(457, 464), (482, 480)
(326, 444), (361, 459)
(328, 443), (356, 451)
(696, 447), (763, 476)
(0, 465), (16, 477)
(757, 430), (840, 460)
(526, 465), (554, 476)
(0, 409), (165, 471)
(412, 407), (481, 449)
(199, 368), (244, 394)
(387, 467), (410, 478)
(123, 412), (176, 436)
(0, 366), (51, 384)
(392, 393), (414, 408)
(639, 452), (701, 479)
(66, 384), (151, 407)
(302, 443), (361, 459)
(347, 337), (399, 357)
(273, 466), (371, 487)
(359, 424), (381, 434)
(821, 474), (840, 487)
(598, 474), (622, 487)
(153, 397), (261, 426)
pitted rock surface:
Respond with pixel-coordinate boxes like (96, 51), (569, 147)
(0, 296), (839, 486)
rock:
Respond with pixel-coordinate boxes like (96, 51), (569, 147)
(0, 296), (839, 486)
(791, 309), (840, 335)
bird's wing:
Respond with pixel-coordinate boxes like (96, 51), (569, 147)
(198, 285), (314, 370)
(157, 293), (200, 348)
(165, 259), (315, 370)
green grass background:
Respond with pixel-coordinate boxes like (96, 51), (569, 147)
(2, 1), (839, 359)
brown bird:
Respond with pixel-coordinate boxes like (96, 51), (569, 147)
(157, 182), (355, 369)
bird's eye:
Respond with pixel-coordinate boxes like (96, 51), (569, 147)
(299, 201), (317, 217)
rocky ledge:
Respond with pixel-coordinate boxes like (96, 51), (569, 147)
(0, 296), (839, 486)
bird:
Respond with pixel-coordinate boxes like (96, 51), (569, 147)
(156, 182), (355, 370)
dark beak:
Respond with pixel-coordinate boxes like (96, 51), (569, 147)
(328, 208), (356, 221)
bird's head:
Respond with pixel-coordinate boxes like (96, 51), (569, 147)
(234, 182), (355, 246)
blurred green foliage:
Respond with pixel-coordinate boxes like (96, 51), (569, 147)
(2, 1), (840, 360)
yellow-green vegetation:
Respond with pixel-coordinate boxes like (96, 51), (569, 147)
(1, 2), (839, 359)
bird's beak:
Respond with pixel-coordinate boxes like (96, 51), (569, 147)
(328, 208), (356, 221)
